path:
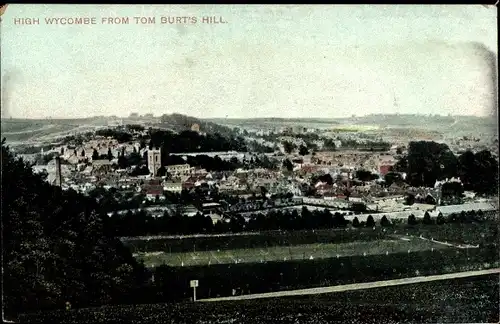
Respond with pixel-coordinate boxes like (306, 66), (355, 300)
(415, 235), (479, 249)
(200, 268), (500, 302)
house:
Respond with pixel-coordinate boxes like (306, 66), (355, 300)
(166, 163), (192, 176)
(143, 179), (164, 200)
(91, 159), (114, 176)
(379, 165), (392, 176)
(144, 186), (164, 201)
(163, 180), (182, 193)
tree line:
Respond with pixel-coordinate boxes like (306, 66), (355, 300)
(149, 129), (247, 154)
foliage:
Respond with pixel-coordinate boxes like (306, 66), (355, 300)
(394, 142), (498, 195)
(283, 159), (293, 172)
(380, 216), (390, 227)
(355, 170), (379, 182)
(366, 215), (375, 227)
(298, 145), (309, 156)
(1, 139), (147, 316)
(422, 212), (433, 225)
(283, 141), (296, 154)
(149, 129), (247, 154)
(407, 214), (418, 226)
(96, 129), (133, 143)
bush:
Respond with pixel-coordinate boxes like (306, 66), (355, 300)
(423, 212), (433, 225)
(366, 215), (375, 227)
(436, 213), (445, 225)
(380, 216), (390, 227)
(408, 214), (418, 226)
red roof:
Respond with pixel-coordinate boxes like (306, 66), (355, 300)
(379, 165), (392, 176)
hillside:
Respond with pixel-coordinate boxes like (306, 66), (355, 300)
(159, 113), (236, 137)
(18, 274), (499, 323)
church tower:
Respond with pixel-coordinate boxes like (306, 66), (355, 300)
(147, 148), (162, 177)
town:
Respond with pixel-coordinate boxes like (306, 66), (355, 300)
(12, 114), (498, 231)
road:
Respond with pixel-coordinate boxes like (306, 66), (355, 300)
(200, 268), (500, 302)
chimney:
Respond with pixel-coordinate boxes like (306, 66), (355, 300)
(55, 156), (62, 187)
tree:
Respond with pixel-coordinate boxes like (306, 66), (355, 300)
(384, 172), (402, 187)
(318, 173), (334, 185)
(366, 215), (375, 227)
(436, 212), (445, 225)
(355, 170), (378, 182)
(157, 166), (166, 177)
(283, 141), (296, 154)
(407, 214), (418, 225)
(298, 145), (309, 156)
(423, 211), (432, 225)
(81, 149), (86, 157)
(107, 148), (114, 161)
(380, 216), (390, 227)
(404, 194), (415, 206)
(92, 149), (99, 160)
(352, 217), (360, 228)
(283, 159), (293, 172)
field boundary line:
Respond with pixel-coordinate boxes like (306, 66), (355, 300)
(200, 268), (500, 302)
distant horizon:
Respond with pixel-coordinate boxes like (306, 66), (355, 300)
(0, 111), (496, 122)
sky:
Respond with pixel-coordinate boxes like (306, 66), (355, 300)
(1, 5), (498, 119)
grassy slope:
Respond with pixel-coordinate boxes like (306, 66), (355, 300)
(18, 274), (499, 324)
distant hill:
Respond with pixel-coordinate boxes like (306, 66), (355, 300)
(206, 117), (340, 130)
(338, 114), (455, 126)
(158, 113), (236, 137)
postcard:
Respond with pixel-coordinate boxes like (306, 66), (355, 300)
(1, 4), (498, 324)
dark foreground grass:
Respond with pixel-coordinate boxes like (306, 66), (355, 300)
(18, 274), (499, 324)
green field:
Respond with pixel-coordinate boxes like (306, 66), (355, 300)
(134, 235), (451, 267)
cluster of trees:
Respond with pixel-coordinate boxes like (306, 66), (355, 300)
(248, 208), (349, 231)
(149, 130), (247, 154)
(407, 210), (488, 226)
(340, 139), (390, 151)
(353, 210), (491, 228)
(393, 141), (498, 196)
(355, 170), (379, 182)
(59, 132), (94, 146)
(323, 138), (337, 150)
(247, 141), (275, 154)
(159, 113), (237, 137)
(108, 210), (221, 237)
(184, 155), (241, 172)
(125, 124), (145, 132)
(107, 207), (353, 236)
(96, 129), (133, 143)
(2, 140), (147, 317)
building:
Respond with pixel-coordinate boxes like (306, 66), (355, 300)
(191, 123), (200, 132)
(379, 165), (392, 176)
(163, 180), (182, 193)
(166, 164), (192, 176)
(147, 148), (162, 176)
